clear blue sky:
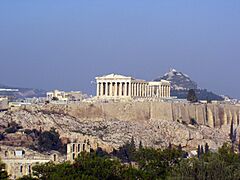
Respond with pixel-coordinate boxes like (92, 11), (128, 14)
(0, 0), (240, 97)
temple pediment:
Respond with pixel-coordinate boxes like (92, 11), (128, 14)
(96, 74), (133, 80)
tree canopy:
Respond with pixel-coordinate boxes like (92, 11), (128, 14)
(187, 89), (198, 103)
(16, 142), (240, 180)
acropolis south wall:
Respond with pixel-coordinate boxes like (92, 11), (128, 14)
(36, 102), (240, 128)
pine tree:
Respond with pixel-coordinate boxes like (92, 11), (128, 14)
(139, 140), (143, 150)
(197, 145), (201, 159)
(128, 136), (136, 162)
(201, 145), (204, 155)
(0, 159), (8, 180)
(205, 143), (209, 153)
(187, 89), (198, 103)
(178, 144), (182, 151)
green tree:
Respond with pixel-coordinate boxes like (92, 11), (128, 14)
(187, 89), (198, 103)
(139, 141), (143, 150)
(17, 175), (37, 180)
(135, 147), (185, 179)
(205, 143), (210, 154)
(38, 128), (64, 153)
(0, 158), (8, 180)
(170, 143), (240, 180)
(197, 145), (201, 158)
(115, 137), (136, 163)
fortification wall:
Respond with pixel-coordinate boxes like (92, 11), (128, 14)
(25, 102), (240, 128)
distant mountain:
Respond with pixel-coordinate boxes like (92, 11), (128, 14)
(155, 68), (197, 90)
(155, 69), (224, 101)
(0, 84), (46, 100)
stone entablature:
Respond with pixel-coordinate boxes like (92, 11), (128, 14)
(95, 74), (170, 99)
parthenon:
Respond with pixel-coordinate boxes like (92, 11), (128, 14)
(95, 74), (170, 99)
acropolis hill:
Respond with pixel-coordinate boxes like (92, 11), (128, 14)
(1, 101), (239, 152)
(1, 72), (240, 154)
(0, 71), (239, 156)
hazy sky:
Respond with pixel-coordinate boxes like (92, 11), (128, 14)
(0, 0), (240, 97)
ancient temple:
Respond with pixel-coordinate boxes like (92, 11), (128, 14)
(95, 74), (170, 99)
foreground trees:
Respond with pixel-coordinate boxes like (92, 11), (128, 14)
(0, 158), (8, 180)
(17, 143), (240, 180)
(171, 143), (240, 180)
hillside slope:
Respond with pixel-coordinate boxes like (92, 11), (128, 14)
(155, 69), (223, 101)
(0, 103), (235, 152)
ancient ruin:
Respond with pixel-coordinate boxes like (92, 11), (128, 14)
(95, 74), (171, 99)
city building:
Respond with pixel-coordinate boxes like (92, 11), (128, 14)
(0, 146), (62, 179)
(0, 97), (8, 111)
(67, 141), (91, 162)
(46, 90), (87, 102)
(47, 90), (68, 101)
(95, 74), (171, 99)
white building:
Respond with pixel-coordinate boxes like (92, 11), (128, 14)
(95, 74), (171, 99)
(46, 90), (87, 102)
(46, 90), (68, 101)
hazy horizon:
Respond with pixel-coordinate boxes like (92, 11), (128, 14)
(0, 1), (240, 98)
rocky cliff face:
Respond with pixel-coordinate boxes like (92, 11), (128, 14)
(0, 102), (239, 152)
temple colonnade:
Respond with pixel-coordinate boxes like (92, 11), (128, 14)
(96, 74), (171, 99)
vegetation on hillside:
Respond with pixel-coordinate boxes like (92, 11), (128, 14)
(187, 89), (198, 103)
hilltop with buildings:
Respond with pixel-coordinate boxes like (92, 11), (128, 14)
(0, 72), (239, 179)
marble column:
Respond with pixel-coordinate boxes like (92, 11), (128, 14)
(164, 86), (166, 97)
(119, 82), (123, 96)
(138, 83), (142, 97)
(147, 86), (149, 97)
(149, 86), (152, 97)
(135, 83), (138, 97)
(134, 83), (137, 97)
(135, 83), (137, 97)
(144, 84), (147, 97)
(96, 82), (100, 96)
(114, 82), (118, 96)
(162, 86), (164, 97)
(166, 86), (168, 97)
(128, 82), (131, 97)
(156, 88), (159, 98)
(105, 82), (109, 96)
(109, 82), (113, 96)
(138, 83), (141, 97)
(165, 86), (167, 97)
(131, 83), (134, 96)
(167, 86), (170, 97)
(100, 82), (104, 96)
(124, 82), (127, 96)
(163, 85), (165, 97)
